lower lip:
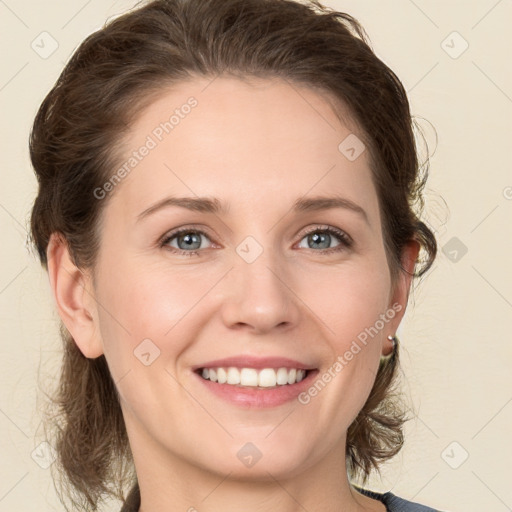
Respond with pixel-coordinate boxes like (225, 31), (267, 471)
(193, 370), (319, 408)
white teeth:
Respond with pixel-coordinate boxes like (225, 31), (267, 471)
(258, 368), (276, 387)
(287, 368), (297, 384)
(226, 367), (240, 385)
(276, 367), (289, 385)
(200, 367), (308, 387)
(217, 367), (227, 384)
(240, 368), (258, 386)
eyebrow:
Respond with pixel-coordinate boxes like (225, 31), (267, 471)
(136, 194), (369, 224)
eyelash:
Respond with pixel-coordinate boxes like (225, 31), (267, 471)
(159, 225), (353, 258)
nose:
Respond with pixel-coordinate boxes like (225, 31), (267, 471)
(219, 247), (301, 334)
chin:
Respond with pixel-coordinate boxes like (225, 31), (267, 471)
(194, 442), (314, 482)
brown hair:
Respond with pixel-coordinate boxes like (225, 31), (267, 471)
(29, 0), (437, 509)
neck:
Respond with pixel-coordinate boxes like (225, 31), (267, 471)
(128, 428), (379, 512)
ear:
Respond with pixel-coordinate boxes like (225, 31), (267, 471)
(382, 240), (420, 356)
(46, 232), (104, 359)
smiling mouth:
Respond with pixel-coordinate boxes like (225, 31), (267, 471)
(195, 367), (314, 388)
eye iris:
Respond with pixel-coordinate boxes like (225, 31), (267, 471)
(178, 232), (201, 250)
(309, 232), (330, 249)
(169, 228), (341, 253)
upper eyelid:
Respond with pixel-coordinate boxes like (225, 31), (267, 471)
(160, 225), (217, 244)
(161, 224), (351, 247)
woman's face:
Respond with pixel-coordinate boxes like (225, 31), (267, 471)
(78, 76), (415, 480)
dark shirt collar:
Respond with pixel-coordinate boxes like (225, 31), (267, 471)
(120, 481), (439, 512)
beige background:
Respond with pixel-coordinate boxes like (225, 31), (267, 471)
(1, 0), (511, 511)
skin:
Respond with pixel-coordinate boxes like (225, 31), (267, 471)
(47, 76), (419, 512)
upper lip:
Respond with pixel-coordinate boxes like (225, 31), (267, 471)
(192, 356), (316, 371)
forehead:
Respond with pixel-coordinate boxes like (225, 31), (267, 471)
(106, 75), (379, 225)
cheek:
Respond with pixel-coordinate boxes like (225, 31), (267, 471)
(297, 257), (391, 343)
(94, 257), (221, 368)
(285, 262), (392, 452)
